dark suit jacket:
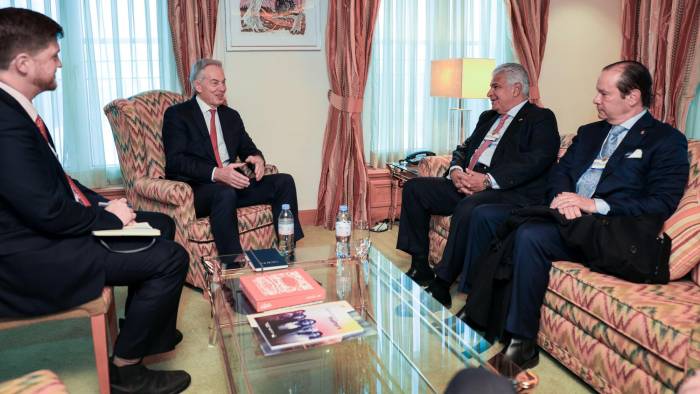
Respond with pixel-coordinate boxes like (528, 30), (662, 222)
(448, 102), (560, 204)
(0, 88), (122, 317)
(550, 112), (689, 218)
(162, 97), (262, 184)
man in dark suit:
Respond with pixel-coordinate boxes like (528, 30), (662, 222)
(162, 59), (303, 256)
(0, 8), (191, 393)
(396, 63), (560, 305)
(459, 61), (689, 369)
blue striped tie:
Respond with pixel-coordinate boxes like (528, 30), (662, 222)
(576, 125), (627, 198)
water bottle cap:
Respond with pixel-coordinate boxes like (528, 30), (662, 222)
(339, 205), (348, 211)
(282, 203), (290, 210)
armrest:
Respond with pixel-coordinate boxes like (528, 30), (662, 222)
(133, 178), (194, 206)
(418, 155), (451, 177)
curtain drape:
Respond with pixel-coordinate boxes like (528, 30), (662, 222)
(621, 0), (700, 129)
(316, 0), (381, 228)
(5, 0), (179, 187)
(363, 0), (514, 168)
(505, 0), (549, 106)
(167, 0), (218, 96)
(687, 85), (700, 139)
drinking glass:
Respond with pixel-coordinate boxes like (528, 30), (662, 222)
(352, 220), (371, 262)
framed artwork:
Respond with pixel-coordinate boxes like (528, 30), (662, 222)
(225, 0), (321, 51)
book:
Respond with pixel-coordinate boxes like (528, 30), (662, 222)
(239, 268), (326, 312)
(92, 222), (160, 237)
(245, 248), (288, 272)
(247, 301), (364, 351)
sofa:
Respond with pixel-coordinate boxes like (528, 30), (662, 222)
(420, 135), (700, 393)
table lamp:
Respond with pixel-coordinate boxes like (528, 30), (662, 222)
(430, 58), (495, 143)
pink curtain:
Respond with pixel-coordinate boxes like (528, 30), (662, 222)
(168, 0), (219, 96)
(315, 0), (381, 228)
(506, 0), (550, 106)
(621, 0), (700, 129)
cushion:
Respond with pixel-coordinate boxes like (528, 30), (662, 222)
(0, 370), (67, 394)
(663, 189), (700, 280)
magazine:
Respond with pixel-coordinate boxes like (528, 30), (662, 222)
(247, 301), (364, 352)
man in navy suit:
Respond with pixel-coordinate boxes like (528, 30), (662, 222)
(162, 59), (303, 256)
(397, 63), (560, 301)
(459, 61), (689, 369)
(0, 8), (191, 393)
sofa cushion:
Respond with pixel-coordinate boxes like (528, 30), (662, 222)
(548, 261), (700, 370)
(663, 189), (700, 280)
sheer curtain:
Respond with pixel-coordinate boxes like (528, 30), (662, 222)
(2, 0), (179, 187)
(363, 0), (515, 168)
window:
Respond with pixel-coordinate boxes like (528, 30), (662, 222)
(2, 0), (179, 187)
(363, 0), (515, 167)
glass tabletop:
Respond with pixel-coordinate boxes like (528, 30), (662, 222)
(204, 246), (521, 393)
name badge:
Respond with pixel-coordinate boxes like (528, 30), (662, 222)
(591, 158), (608, 169)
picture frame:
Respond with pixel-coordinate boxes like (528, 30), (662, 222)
(225, 0), (322, 51)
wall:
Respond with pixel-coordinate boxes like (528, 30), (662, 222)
(213, 1), (329, 211)
(539, 0), (622, 134)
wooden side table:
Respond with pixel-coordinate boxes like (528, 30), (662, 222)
(386, 162), (419, 229)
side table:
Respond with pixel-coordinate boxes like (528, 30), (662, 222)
(385, 161), (419, 229)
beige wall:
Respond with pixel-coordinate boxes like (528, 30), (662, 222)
(539, 0), (622, 134)
(213, 2), (329, 211)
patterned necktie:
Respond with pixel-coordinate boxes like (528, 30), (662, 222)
(467, 115), (509, 170)
(576, 124), (627, 198)
(35, 116), (92, 207)
(209, 109), (223, 167)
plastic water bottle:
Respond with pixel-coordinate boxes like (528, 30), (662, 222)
(278, 203), (295, 257)
(335, 205), (351, 258)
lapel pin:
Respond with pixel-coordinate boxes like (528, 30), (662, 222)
(518, 118), (523, 122)
(640, 130), (646, 135)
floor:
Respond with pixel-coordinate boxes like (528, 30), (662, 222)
(0, 225), (594, 393)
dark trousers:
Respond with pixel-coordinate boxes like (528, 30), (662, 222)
(397, 176), (525, 277)
(192, 173), (303, 255)
(452, 204), (514, 293)
(504, 222), (577, 339)
(103, 238), (189, 359)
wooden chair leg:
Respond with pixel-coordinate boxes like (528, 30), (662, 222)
(106, 292), (118, 349)
(91, 314), (111, 394)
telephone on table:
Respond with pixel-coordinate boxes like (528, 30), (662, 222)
(401, 150), (436, 165)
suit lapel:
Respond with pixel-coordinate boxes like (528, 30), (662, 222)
(600, 112), (652, 180)
(490, 102), (530, 162)
(189, 97), (220, 163)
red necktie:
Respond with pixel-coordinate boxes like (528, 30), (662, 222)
(209, 109), (223, 167)
(35, 116), (91, 207)
(467, 115), (509, 171)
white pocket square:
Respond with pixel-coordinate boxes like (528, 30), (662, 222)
(626, 149), (643, 159)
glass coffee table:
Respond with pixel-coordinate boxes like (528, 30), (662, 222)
(202, 246), (534, 393)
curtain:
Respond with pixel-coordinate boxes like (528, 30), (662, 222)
(3, 0), (180, 187)
(316, 0), (381, 228)
(506, 0), (549, 106)
(621, 0), (700, 129)
(167, 0), (218, 96)
(363, 0), (514, 168)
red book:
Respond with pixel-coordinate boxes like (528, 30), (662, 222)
(240, 268), (326, 312)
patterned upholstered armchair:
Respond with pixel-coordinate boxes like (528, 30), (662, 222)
(104, 90), (277, 289)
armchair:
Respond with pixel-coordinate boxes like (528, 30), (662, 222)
(104, 90), (277, 289)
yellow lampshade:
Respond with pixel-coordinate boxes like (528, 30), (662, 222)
(430, 58), (496, 99)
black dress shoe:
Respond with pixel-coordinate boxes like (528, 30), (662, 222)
(425, 280), (452, 308)
(405, 267), (435, 286)
(109, 362), (191, 394)
(502, 339), (539, 369)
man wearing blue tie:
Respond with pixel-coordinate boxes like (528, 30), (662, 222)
(457, 61), (689, 369)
